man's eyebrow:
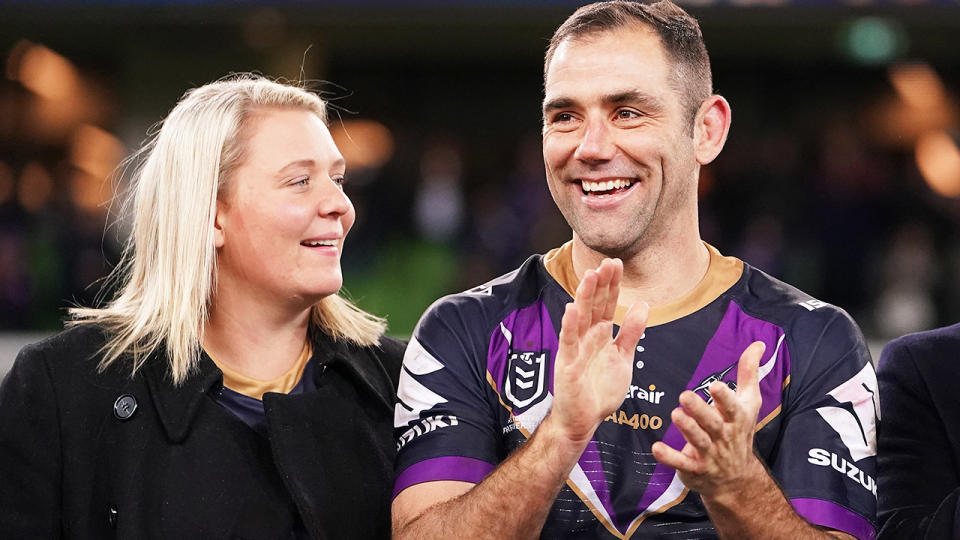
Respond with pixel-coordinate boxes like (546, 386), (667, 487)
(542, 97), (576, 115)
(542, 90), (666, 115)
(602, 90), (665, 111)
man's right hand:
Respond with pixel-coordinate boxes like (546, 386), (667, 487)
(393, 258), (649, 540)
(550, 258), (649, 447)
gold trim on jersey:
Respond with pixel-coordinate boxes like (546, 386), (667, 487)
(543, 241), (743, 327)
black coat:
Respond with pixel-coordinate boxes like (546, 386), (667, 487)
(0, 324), (405, 539)
(877, 323), (960, 539)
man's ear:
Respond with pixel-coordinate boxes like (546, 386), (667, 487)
(693, 95), (732, 166)
(213, 200), (225, 249)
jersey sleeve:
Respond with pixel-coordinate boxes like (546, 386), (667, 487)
(393, 296), (501, 498)
(768, 309), (878, 539)
(875, 336), (960, 539)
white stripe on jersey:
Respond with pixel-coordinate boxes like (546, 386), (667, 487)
(395, 336), (448, 427)
(758, 334), (786, 382)
(815, 363), (879, 462)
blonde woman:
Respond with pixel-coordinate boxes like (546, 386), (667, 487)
(0, 75), (404, 539)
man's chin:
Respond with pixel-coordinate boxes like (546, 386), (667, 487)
(579, 235), (642, 261)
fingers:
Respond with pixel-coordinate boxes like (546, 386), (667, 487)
(735, 341), (766, 412)
(582, 320), (614, 358)
(614, 300), (649, 355)
(574, 271), (597, 338)
(574, 259), (623, 333)
(600, 259), (622, 322)
(557, 302), (580, 369)
(708, 382), (741, 422)
(603, 260), (622, 321)
(679, 390), (724, 438)
(671, 406), (713, 454)
(590, 262), (613, 324)
(651, 441), (698, 472)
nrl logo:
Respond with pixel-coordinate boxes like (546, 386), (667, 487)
(504, 351), (548, 410)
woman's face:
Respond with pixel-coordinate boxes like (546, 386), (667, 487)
(214, 107), (355, 310)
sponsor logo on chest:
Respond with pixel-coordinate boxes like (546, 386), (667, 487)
(625, 383), (665, 404)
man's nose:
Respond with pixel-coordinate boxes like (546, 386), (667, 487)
(573, 117), (615, 163)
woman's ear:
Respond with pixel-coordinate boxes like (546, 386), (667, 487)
(694, 95), (732, 166)
(213, 200), (225, 249)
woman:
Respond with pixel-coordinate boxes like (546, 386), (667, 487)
(0, 75), (405, 539)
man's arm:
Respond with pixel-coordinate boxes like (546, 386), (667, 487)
(392, 258), (648, 539)
(651, 343), (855, 539)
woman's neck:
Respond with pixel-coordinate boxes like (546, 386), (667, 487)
(203, 285), (312, 381)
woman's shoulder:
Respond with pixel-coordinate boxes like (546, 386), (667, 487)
(346, 334), (406, 387)
(375, 335), (406, 389)
(376, 335), (407, 361)
(21, 323), (108, 355)
(10, 324), (115, 384)
(316, 333), (406, 399)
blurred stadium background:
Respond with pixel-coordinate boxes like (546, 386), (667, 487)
(1, 0), (959, 375)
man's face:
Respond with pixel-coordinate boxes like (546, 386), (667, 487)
(542, 25), (701, 259)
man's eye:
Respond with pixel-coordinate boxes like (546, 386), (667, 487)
(553, 112), (574, 123)
(617, 109), (640, 120)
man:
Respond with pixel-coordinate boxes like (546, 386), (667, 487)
(392, 1), (878, 538)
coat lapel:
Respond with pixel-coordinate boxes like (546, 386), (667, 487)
(143, 351), (223, 444)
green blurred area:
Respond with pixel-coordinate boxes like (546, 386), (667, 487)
(344, 238), (458, 339)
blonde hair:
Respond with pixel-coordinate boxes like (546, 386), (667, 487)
(70, 74), (386, 385)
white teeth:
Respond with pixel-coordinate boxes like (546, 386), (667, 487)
(581, 178), (633, 192)
(303, 239), (338, 247)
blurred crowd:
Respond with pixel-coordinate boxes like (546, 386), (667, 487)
(1, 30), (959, 342)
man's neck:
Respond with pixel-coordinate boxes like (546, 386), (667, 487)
(571, 233), (711, 309)
(203, 280), (312, 381)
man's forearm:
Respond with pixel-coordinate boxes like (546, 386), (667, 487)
(702, 458), (853, 540)
(394, 416), (587, 540)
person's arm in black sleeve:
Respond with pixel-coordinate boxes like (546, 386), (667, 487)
(0, 345), (62, 537)
(877, 338), (960, 539)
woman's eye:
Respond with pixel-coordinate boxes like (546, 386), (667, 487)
(292, 176), (310, 187)
(332, 175), (346, 188)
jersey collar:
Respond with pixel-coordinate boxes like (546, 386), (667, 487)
(543, 240), (743, 327)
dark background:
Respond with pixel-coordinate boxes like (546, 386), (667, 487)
(1, 0), (959, 351)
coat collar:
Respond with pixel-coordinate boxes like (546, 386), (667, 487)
(144, 333), (395, 443)
(143, 348), (223, 444)
(309, 332), (396, 410)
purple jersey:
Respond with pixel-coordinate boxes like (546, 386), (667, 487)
(394, 243), (878, 539)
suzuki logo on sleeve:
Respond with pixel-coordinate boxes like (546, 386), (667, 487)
(504, 351), (548, 409)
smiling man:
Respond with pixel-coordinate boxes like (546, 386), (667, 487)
(392, 2), (878, 538)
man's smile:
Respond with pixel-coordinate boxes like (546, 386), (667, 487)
(578, 177), (637, 196)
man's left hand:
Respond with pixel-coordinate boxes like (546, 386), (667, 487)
(651, 341), (768, 500)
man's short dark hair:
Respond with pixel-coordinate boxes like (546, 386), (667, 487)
(544, 0), (712, 122)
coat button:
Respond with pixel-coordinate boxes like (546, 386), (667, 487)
(108, 505), (118, 528)
(113, 395), (137, 420)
